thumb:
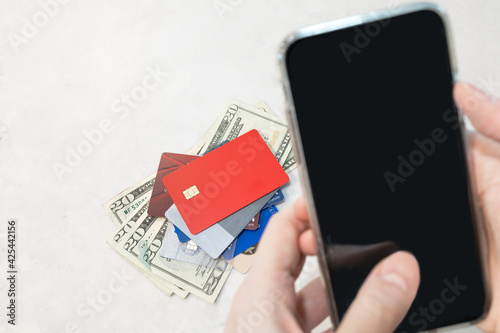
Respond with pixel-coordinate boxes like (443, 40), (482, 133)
(336, 251), (420, 333)
(454, 82), (500, 142)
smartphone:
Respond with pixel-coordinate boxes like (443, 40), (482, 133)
(279, 3), (487, 332)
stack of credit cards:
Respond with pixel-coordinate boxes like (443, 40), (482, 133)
(104, 100), (296, 303)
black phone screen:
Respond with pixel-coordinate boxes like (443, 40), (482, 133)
(285, 9), (485, 332)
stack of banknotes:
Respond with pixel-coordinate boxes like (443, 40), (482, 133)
(104, 100), (296, 303)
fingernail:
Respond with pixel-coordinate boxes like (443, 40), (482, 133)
(465, 83), (496, 102)
(380, 260), (409, 292)
(381, 273), (408, 292)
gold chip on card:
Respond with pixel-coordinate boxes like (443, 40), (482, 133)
(183, 185), (199, 200)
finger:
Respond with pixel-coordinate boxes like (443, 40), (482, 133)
(294, 196), (310, 222)
(295, 196), (316, 255)
(296, 277), (329, 331)
(337, 251), (420, 333)
(251, 197), (312, 287)
(454, 82), (500, 142)
(299, 228), (316, 256)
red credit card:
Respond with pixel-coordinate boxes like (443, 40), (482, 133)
(148, 153), (199, 217)
(162, 129), (289, 234)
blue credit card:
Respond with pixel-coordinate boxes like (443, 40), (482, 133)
(262, 189), (284, 210)
(174, 225), (190, 243)
(225, 205), (279, 260)
(221, 240), (237, 261)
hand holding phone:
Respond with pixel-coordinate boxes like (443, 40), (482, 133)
(278, 3), (488, 332)
(227, 4), (500, 332)
(226, 81), (500, 332)
(454, 82), (500, 333)
(225, 196), (421, 333)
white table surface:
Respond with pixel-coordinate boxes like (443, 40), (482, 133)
(1, 0), (499, 332)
